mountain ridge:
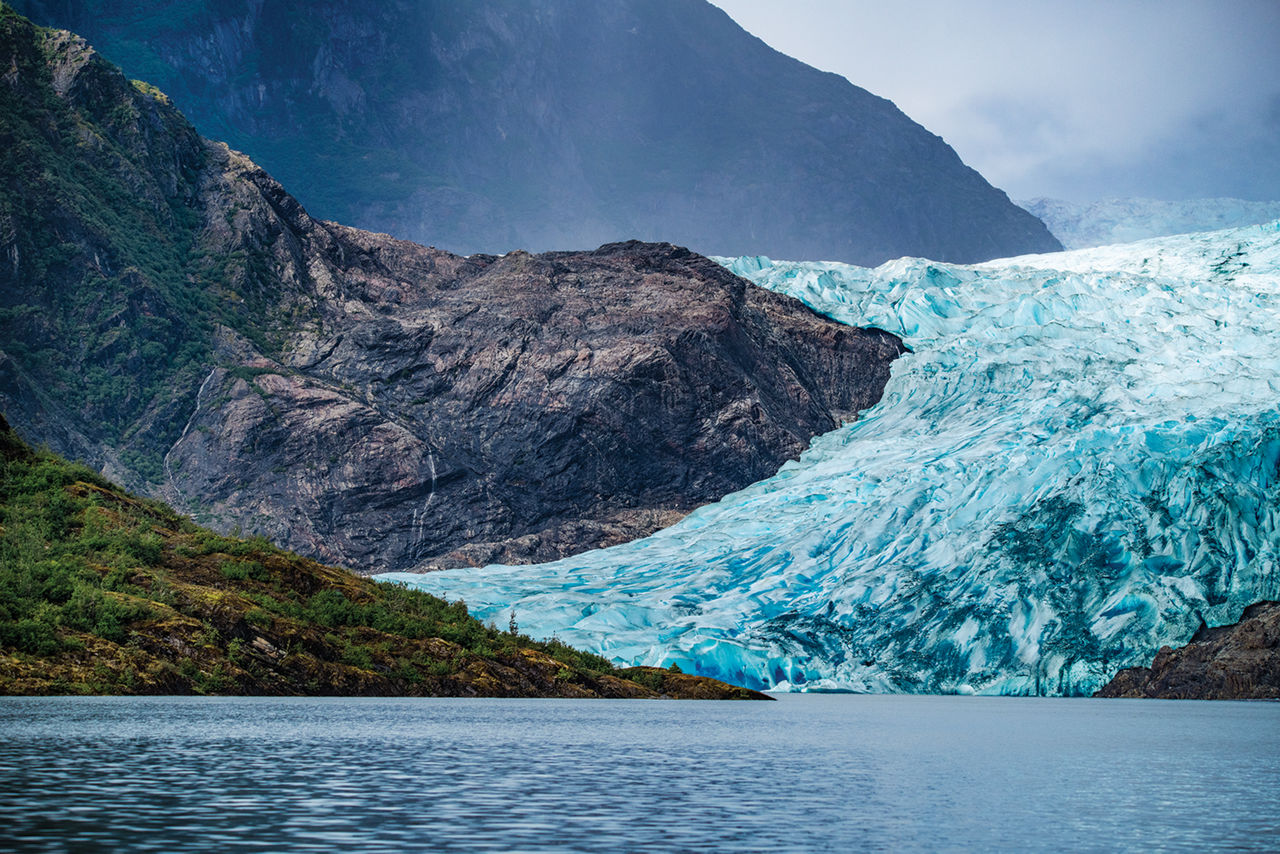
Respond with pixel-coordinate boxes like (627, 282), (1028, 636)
(1024, 196), (1280, 250)
(9, 0), (1061, 265)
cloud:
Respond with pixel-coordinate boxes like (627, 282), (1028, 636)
(711, 0), (1280, 200)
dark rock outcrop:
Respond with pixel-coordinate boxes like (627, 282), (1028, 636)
(1095, 601), (1280, 700)
(11, 0), (1061, 265)
(169, 238), (905, 572)
(0, 9), (905, 573)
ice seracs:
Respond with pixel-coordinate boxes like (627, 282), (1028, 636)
(381, 220), (1280, 695)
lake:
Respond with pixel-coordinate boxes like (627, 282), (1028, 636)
(1, 695), (1276, 851)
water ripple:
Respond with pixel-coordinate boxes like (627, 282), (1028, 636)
(1, 696), (1277, 852)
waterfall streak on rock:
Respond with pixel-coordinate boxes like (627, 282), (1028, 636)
(163, 368), (217, 498)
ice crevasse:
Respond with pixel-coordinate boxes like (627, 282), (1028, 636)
(381, 221), (1280, 695)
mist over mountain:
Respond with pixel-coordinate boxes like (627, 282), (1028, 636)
(10, 0), (1060, 265)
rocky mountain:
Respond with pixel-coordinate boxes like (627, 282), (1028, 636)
(1022, 196), (1280, 250)
(1095, 601), (1279, 700)
(0, 8), (904, 574)
(9, 0), (1060, 265)
(169, 239), (906, 573)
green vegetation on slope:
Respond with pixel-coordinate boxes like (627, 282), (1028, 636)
(0, 7), (202, 470)
(0, 415), (767, 698)
(0, 5), (291, 486)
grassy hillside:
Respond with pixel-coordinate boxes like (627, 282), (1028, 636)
(0, 415), (766, 698)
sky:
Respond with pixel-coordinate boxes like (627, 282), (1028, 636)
(711, 0), (1280, 203)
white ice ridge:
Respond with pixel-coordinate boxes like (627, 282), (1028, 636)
(379, 220), (1280, 695)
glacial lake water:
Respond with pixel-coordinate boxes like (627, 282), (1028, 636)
(1, 695), (1276, 852)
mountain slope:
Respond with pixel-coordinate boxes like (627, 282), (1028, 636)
(0, 416), (769, 698)
(9, 0), (1060, 265)
(389, 221), (1280, 695)
(0, 7), (904, 573)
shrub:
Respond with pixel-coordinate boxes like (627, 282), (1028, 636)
(340, 642), (374, 670)
(220, 560), (265, 581)
(2, 618), (61, 655)
(244, 607), (271, 629)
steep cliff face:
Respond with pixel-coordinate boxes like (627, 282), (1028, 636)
(0, 9), (905, 573)
(11, 0), (1060, 265)
(0, 12), (214, 487)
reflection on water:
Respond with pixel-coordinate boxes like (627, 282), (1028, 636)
(1, 695), (1277, 852)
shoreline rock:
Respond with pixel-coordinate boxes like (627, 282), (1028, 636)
(1095, 601), (1280, 700)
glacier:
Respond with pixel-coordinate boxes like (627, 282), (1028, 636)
(380, 220), (1280, 695)
(1023, 196), (1280, 250)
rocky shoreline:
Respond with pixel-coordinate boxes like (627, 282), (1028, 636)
(1095, 601), (1280, 700)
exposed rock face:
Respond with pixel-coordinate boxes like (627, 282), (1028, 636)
(168, 239), (905, 572)
(11, 0), (1061, 265)
(1095, 601), (1280, 700)
(0, 10), (905, 573)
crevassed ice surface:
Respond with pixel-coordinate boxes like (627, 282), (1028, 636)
(381, 221), (1280, 695)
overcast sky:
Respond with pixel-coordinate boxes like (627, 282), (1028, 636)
(711, 0), (1280, 203)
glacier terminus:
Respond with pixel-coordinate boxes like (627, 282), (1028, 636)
(381, 221), (1280, 695)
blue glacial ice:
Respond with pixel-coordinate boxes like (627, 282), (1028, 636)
(380, 220), (1280, 695)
